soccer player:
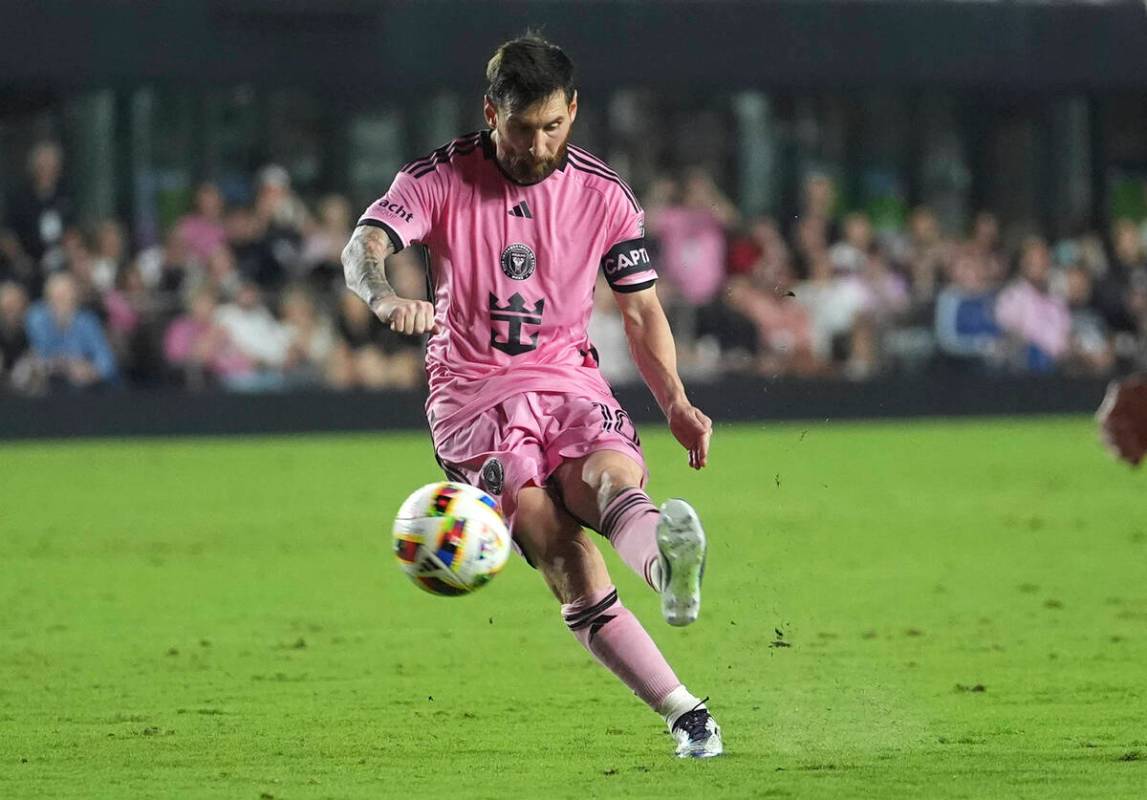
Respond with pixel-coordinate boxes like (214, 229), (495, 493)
(1098, 374), (1147, 466)
(343, 34), (722, 758)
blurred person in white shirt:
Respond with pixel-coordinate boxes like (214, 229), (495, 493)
(214, 280), (291, 391)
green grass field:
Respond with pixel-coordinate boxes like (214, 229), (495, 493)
(2, 417), (1145, 799)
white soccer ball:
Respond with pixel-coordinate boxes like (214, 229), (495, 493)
(392, 481), (512, 596)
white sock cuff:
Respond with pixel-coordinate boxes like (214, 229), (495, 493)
(655, 685), (705, 730)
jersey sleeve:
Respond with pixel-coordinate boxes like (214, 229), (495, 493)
(357, 169), (441, 253)
(600, 191), (657, 293)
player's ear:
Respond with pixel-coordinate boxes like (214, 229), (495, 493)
(568, 90), (578, 124)
(483, 96), (498, 130)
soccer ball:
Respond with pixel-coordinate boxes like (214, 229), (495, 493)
(392, 482), (512, 596)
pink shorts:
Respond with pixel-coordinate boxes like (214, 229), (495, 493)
(432, 391), (648, 535)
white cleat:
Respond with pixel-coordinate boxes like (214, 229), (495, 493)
(671, 706), (724, 759)
(656, 498), (707, 627)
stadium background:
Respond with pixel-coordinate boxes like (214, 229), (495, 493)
(3, 1), (1147, 432)
(3, 3), (1147, 799)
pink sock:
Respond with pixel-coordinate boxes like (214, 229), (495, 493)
(562, 586), (681, 708)
(599, 488), (661, 590)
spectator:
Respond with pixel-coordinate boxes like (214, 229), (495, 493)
(103, 263), (166, 385)
(995, 237), (1071, 372)
(90, 219), (128, 294)
(726, 216), (790, 278)
(205, 245), (242, 300)
(251, 164), (309, 286)
(793, 172), (839, 240)
(0, 281), (31, 390)
(2, 140), (74, 291)
(794, 252), (868, 370)
(1062, 264), (1114, 376)
(24, 272), (117, 391)
(966, 212), (1007, 286)
(934, 250), (1003, 371)
(792, 215), (830, 280)
(226, 206), (283, 289)
(725, 257), (818, 376)
(848, 251), (911, 377)
(163, 286), (249, 390)
(174, 182), (229, 266)
(898, 206), (950, 308)
(136, 227), (195, 295)
(829, 212), (874, 274)
(1092, 218), (1146, 335)
(332, 288), (424, 390)
(1126, 271), (1147, 369)
(645, 168), (737, 310)
(214, 281), (292, 391)
(0, 228), (34, 289)
(280, 285), (340, 388)
(60, 228), (101, 311)
(301, 194), (353, 290)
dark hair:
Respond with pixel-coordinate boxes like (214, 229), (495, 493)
(486, 33), (575, 112)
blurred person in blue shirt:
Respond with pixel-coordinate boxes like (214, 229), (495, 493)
(25, 272), (117, 390)
(934, 250), (1004, 371)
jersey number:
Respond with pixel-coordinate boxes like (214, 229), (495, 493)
(490, 292), (545, 356)
(595, 402), (640, 446)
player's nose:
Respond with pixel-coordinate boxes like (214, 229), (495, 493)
(530, 131), (549, 158)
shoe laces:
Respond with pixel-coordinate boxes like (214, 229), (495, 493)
(672, 697), (712, 740)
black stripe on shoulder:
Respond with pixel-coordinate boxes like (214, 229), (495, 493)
(567, 144), (616, 174)
(567, 156), (641, 213)
(410, 141), (480, 179)
(610, 278), (656, 294)
(356, 219), (405, 253)
(567, 146), (640, 202)
(401, 132), (480, 172)
(401, 132), (482, 175)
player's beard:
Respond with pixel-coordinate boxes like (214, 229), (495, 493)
(504, 140), (568, 184)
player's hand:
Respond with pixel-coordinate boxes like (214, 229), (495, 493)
(374, 297), (439, 336)
(668, 401), (712, 470)
(1097, 374), (1147, 467)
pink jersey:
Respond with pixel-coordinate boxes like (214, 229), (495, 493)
(358, 131), (656, 440)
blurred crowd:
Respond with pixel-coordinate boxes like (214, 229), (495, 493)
(0, 141), (424, 394)
(592, 169), (1147, 386)
(3, 140), (1147, 395)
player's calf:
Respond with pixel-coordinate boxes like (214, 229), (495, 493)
(562, 585), (722, 757)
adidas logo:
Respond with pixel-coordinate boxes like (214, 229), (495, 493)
(508, 201), (533, 219)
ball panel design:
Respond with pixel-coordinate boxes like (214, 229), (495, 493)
(391, 482), (511, 597)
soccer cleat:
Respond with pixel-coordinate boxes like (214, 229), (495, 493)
(671, 706), (724, 759)
(656, 498), (707, 626)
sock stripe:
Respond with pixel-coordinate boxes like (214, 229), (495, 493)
(600, 489), (654, 537)
(564, 589), (619, 630)
(600, 497), (641, 536)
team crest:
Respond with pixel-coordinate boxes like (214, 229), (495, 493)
(500, 243), (536, 280)
(480, 457), (505, 496)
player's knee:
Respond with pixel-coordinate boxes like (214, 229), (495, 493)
(582, 458), (643, 509)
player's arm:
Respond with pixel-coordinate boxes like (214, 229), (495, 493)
(341, 225), (436, 336)
(613, 286), (712, 469)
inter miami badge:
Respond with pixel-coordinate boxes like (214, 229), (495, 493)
(500, 243), (536, 281)
(480, 457), (505, 496)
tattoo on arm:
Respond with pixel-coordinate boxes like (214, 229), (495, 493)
(341, 226), (397, 312)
